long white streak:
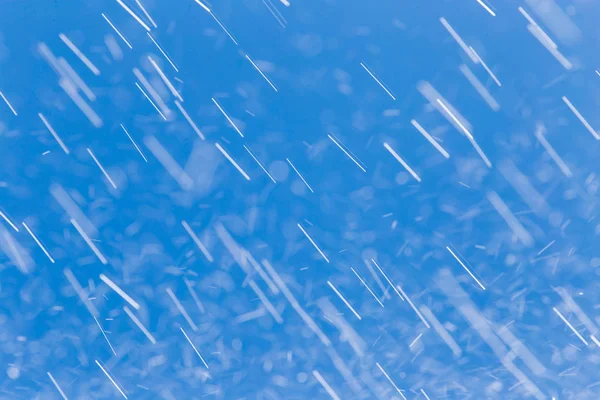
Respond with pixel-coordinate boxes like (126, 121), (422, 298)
(554, 287), (598, 335)
(135, 82), (167, 120)
(420, 388), (432, 400)
(486, 192), (534, 247)
(175, 101), (205, 140)
(328, 134), (366, 172)
(59, 79), (103, 128)
(47, 372), (69, 400)
(93, 316), (117, 355)
(436, 98), (473, 139)
(38, 113), (69, 154)
(383, 142), (421, 182)
(245, 55), (278, 91)
(562, 96), (599, 140)
(396, 285), (431, 328)
(312, 370), (341, 400)
(534, 124), (572, 177)
(59, 34), (100, 75)
(124, 306), (156, 344)
(0, 91), (17, 115)
(148, 56), (182, 101)
(194, 0), (211, 13)
(210, 13), (238, 45)
(120, 124), (147, 162)
(146, 33), (179, 72)
(439, 17), (478, 62)
(135, 0), (157, 28)
(64, 268), (99, 317)
(87, 148), (117, 189)
(410, 119), (450, 158)
(553, 307), (588, 345)
(181, 220), (214, 262)
(166, 288), (198, 331)
(286, 158), (314, 192)
(467, 135), (493, 168)
(180, 327), (209, 369)
(57, 58), (96, 101)
(3, 232), (28, 273)
(144, 136), (194, 189)
(100, 274), (140, 310)
(215, 143), (251, 180)
(183, 277), (206, 314)
(116, 0), (150, 31)
(297, 223), (329, 263)
(0, 211), (19, 232)
(446, 246), (486, 290)
(248, 280), (283, 323)
(458, 64), (500, 111)
(469, 47), (502, 86)
(133, 67), (171, 116)
(95, 360), (128, 399)
(371, 258), (404, 301)
(327, 281), (361, 320)
(243, 145), (276, 183)
(70, 218), (107, 264)
(476, 0), (496, 16)
(22, 222), (54, 263)
(376, 363), (407, 399)
(360, 62), (396, 100)
(211, 98), (243, 137)
(420, 305), (462, 356)
(351, 267), (384, 307)
(102, 13), (132, 49)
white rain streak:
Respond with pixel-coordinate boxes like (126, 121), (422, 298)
(0, 211), (19, 232)
(327, 134), (367, 172)
(22, 222), (55, 263)
(148, 56), (183, 102)
(93, 315), (117, 356)
(241, 250), (279, 294)
(260, 0), (287, 28)
(47, 372), (69, 400)
(166, 288), (198, 331)
(133, 67), (171, 118)
(57, 57), (96, 101)
(383, 142), (421, 182)
(359, 62), (396, 100)
(469, 47), (502, 87)
(327, 280), (362, 320)
(50, 183), (97, 236)
(410, 119), (451, 158)
(486, 192), (534, 247)
(534, 123), (573, 178)
(0, 90), (17, 115)
(553, 307), (589, 346)
(215, 143), (251, 181)
(87, 148), (117, 189)
(146, 33), (179, 72)
(409, 333), (422, 348)
(102, 13), (132, 49)
(124, 306), (157, 345)
(376, 363), (407, 399)
(554, 287), (598, 336)
(99, 274), (141, 310)
(105, 35), (124, 60)
(418, 81), (473, 135)
(180, 327), (209, 369)
(591, 335), (600, 348)
(446, 246), (486, 290)
(247, 280), (284, 323)
(496, 324), (546, 376)
(243, 145), (277, 183)
(419, 305), (462, 357)
(1, 229), (32, 274)
(245, 55), (278, 91)
(183, 277), (206, 314)
(70, 218), (108, 264)
(181, 220), (214, 262)
(135, 0), (158, 28)
(211, 97), (244, 137)
(459, 64), (500, 111)
(395, 285), (431, 328)
(371, 258), (405, 301)
(497, 160), (550, 216)
(120, 124), (148, 162)
(519, 7), (572, 70)
(286, 158), (314, 192)
(351, 267), (384, 307)
(312, 370), (341, 400)
(144, 135), (194, 190)
(58, 33), (100, 76)
(116, 0), (151, 31)
(524, 0), (581, 45)
(476, 0), (496, 16)
(59, 78), (103, 128)
(95, 360), (128, 399)
(135, 82), (167, 120)
(317, 298), (366, 357)
(64, 268), (99, 318)
(175, 100), (205, 140)
(363, 257), (391, 300)
(562, 96), (600, 140)
(38, 113), (70, 154)
(439, 17), (478, 62)
(297, 223), (329, 263)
